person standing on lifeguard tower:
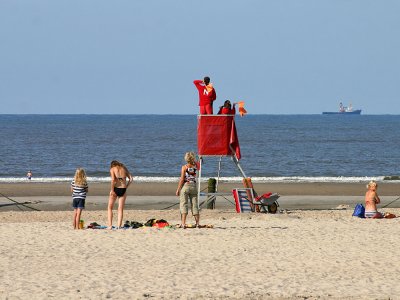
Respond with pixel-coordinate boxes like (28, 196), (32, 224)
(193, 76), (216, 114)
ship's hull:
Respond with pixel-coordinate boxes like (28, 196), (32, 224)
(322, 109), (362, 115)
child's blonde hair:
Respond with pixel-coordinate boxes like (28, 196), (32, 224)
(184, 152), (196, 165)
(74, 168), (87, 186)
(366, 180), (377, 189)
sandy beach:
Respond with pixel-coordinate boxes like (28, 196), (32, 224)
(1, 208), (400, 299)
(1, 182), (400, 299)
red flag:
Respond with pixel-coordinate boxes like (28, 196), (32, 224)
(230, 118), (241, 160)
(238, 101), (247, 117)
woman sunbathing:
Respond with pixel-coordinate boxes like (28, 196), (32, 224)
(364, 181), (383, 218)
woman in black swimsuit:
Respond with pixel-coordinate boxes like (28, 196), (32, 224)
(108, 160), (133, 229)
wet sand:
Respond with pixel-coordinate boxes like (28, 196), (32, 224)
(1, 182), (400, 211)
(1, 181), (400, 197)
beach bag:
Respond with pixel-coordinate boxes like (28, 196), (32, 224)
(352, 203), (365, 218)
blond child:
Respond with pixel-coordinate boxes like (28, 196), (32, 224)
(71, 168), (88, 229)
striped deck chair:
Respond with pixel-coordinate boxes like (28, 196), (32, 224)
(232, 188), (280, 213)
(232, 188), (255, 213)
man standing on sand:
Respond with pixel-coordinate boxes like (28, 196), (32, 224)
(193, 76), (216, 114)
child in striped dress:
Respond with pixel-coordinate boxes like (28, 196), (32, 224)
(71, 168), (89, 229)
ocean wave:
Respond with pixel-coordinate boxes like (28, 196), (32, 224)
(0, 176), (388, 183)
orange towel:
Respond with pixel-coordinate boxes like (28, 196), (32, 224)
(205, 83), (214, 93)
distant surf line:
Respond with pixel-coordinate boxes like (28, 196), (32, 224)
(0, 176), (388, 183)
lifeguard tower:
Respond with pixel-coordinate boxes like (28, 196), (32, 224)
(196, 114), (279, 213)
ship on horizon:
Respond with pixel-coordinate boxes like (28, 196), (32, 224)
(322, 102), (362, 115)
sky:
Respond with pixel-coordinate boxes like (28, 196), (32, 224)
(0, 0), (399, 114)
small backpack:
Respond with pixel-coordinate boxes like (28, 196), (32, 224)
(352, 203), (365, 218)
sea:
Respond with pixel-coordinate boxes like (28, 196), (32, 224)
(1, 114), (400, 183)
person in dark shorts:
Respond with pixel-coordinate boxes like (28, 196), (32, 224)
(108, 160), (133, 229)
(71, 168), (88, 229)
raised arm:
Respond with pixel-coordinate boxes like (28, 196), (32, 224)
(193, 80), (204, 92)
(193, 79), (203, 85)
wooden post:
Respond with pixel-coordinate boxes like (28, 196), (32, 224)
(206, 178), (216, 209)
